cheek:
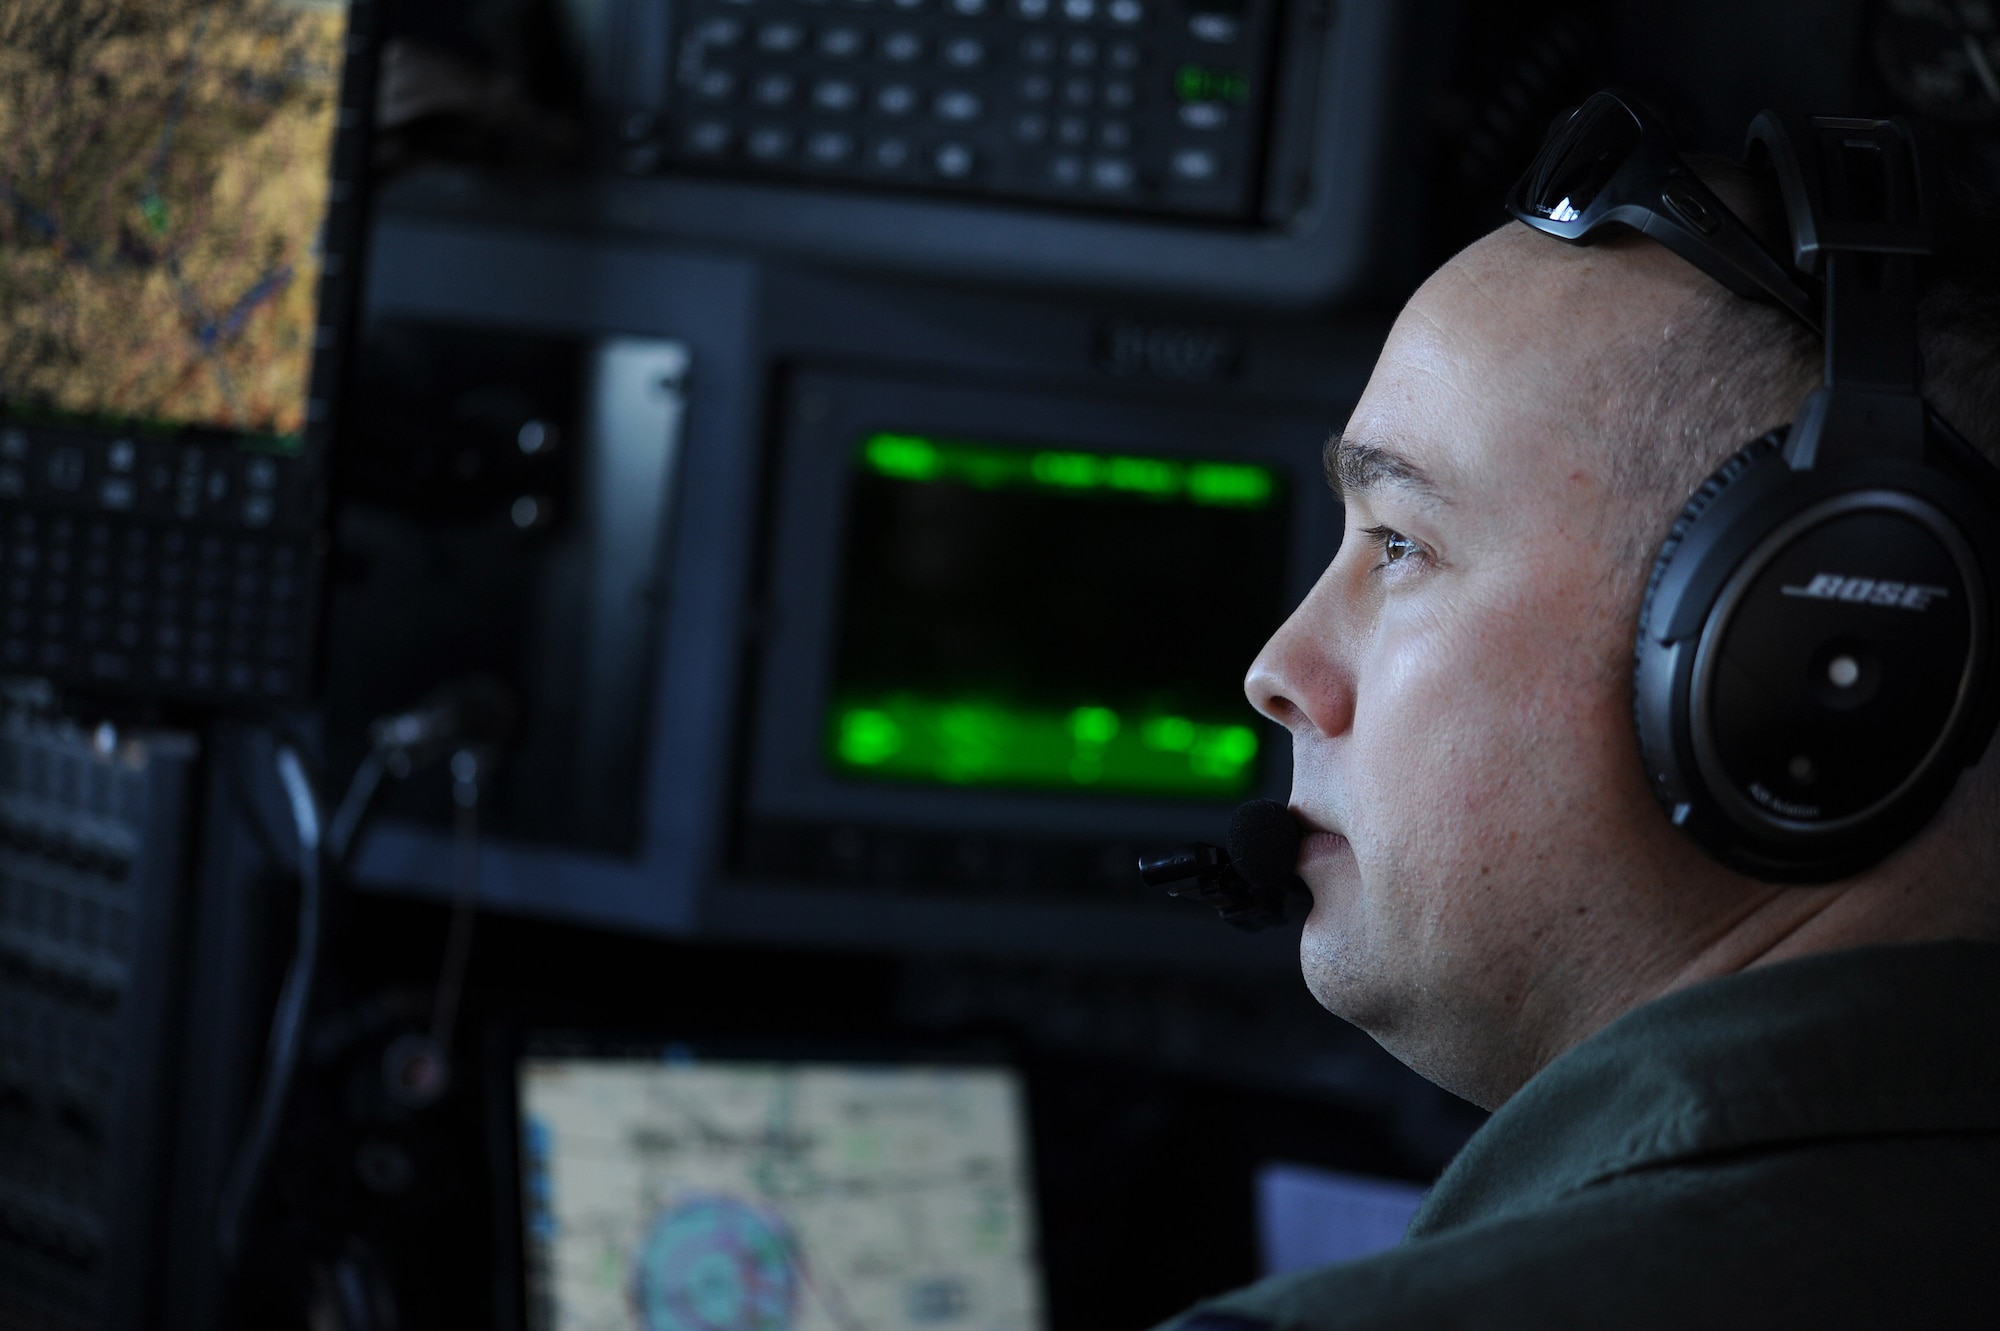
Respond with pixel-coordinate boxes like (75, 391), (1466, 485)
(1348, 587), (1624, 887)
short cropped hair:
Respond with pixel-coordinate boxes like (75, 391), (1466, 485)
(1591, 156), (2000, 575)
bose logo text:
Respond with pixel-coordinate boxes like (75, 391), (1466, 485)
(1779, 574), (1950, 611)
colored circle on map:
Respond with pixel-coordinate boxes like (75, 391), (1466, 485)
(631, 1196), (798, 1331)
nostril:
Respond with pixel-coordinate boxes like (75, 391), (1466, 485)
(1257, 692), (1304, 728)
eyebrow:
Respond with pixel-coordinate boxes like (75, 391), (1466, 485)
(1323, 433), (1447, 504)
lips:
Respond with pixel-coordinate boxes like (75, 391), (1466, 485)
(1289, 808), (1351, 871)
(1298, 829), (1350, 860)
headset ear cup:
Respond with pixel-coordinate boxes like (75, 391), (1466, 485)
(1636, 430), (1787, 652)
(1633, 429), (1788, 828)
(1634, 416), (1996, 881)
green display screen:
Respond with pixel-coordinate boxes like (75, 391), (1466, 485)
(825, 432), (1289, 800)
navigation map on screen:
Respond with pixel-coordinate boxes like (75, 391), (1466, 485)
(518, 1055), (1045, 1331)
(0, 0), (348, 445)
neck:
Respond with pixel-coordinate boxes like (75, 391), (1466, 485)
(1501, 805), (2000, 1111)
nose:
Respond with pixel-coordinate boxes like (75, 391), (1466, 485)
(1245, 569), (1355, 739)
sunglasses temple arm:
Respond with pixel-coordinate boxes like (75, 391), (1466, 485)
(1637, 211), (1822, 332)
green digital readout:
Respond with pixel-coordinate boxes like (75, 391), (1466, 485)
(1173, 63), (1251, 104)
(830, 430), (1285, 801)
(860, 432), (1276, 508)
(830, 696), (1260, 797)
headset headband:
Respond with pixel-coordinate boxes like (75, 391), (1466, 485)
(1749, 113), (1935, 467)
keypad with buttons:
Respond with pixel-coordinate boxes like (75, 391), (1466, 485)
(630, 0), (1278, 219)
(0, 423), (315, 704)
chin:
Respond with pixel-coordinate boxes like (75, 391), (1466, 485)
(1297, 904), (1379, 1026)
(1294, 862), (1414, 1052)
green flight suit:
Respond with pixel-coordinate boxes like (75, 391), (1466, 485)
(1160, 940), (2000, 1330)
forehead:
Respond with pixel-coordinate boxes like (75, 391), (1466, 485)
(1342, 226), (1701, 503)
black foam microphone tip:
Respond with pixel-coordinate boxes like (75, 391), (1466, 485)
(1227, 798), (1303, 892)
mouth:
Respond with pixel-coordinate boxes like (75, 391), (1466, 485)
(1289, 809), (1351, 871)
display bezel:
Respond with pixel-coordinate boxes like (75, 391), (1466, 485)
(484, 1021), (1043, 1331)
(739, 369), (1342, 849)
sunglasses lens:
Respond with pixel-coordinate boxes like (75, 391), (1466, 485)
(1522, 95), (1642, 224)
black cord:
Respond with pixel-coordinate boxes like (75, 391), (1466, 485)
(429, 750), (483, 1056)
(216, 744), (324, 1263)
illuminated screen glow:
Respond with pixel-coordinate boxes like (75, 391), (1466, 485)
(828, 432), (1288, 800)
(830, 695), (1260, 796)
(0, 0), (349, 447)
(861, 432), (1277, 507)
(518, 1054), (1044, 1331)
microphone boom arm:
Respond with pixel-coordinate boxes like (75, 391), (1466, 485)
(1137, 841), (1290, 931)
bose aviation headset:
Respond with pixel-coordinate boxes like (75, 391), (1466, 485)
(1515, 97), (2000, 883)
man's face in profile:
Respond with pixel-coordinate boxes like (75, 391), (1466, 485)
(1245, 228), (1742, 1106)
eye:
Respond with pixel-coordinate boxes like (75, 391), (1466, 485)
(1360, 524), (1425, 570)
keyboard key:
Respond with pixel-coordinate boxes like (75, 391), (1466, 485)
(877, 83), (919, 115)
(934, 142), (976, 177)
(1180, 102), (1227, 129)
(692, 68), (737, 101)
(1012, 0), (1052, 17)
(934, 88), (983, 121)
(684, 120), (733, 154)
(1062, 0), (1095, 19)
(1021, 34), (1055, 62)
(1107, 0), (1143, 22)
(1050, 154), (1083, 185)
(1056, 115), (1088, 145)
(1020, 73), (1053, 101)
(1015, 112), (1048, 142)
(1103, 79), (1133, 108)
(1090, 155), (1135, 190)
(1099, 119), (1131, 149)
(1063, 76), (1094, 106)
(941, 35), (986, 67)
(1171, 146), (1220, 181)
(753, 73), (797, 106)
(1108, 40), (1140, 69)
(820, 25), (865, 57)
(1189, 12), (1239, 41)
(881, 29), (925, 61)
(1066, 37), (1098, 65)
(806, 129), (856, 164)
(948, 0), (990, 14)
(871, 136), (913, 168)
(697, 16), (745, 46)
(813, 79), (861, 112)
(758, 21), (806, 51)
(747, 125), (795, 159)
